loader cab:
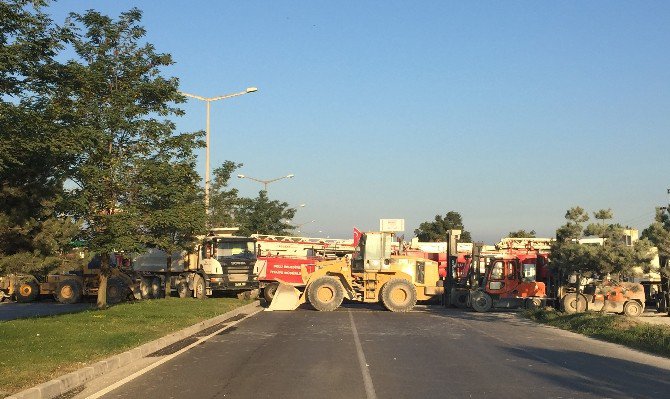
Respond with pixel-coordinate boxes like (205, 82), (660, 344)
(352, 232), (394, 272)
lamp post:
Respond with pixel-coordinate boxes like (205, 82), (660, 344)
(180, 87), (257, 210)
(237, 173), (294, 192)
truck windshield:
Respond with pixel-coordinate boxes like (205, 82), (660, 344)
(215, 241), (256, 259)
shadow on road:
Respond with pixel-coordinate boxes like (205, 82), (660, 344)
(500, 346), (670, 399)
(0, 299), (93, 321)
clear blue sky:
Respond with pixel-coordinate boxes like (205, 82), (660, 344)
(47, 1), (670, 242)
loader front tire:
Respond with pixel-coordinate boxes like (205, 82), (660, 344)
(107, 278), (128, 304)
(471, 291), (493, 312)
(561, 293), (587, 314)
(263, 282), (279, 304)
(381, 278), (417, 312)
(16, 280), (39, 303)
(56, 279), (82, 304)
(307, 276), (344, 311)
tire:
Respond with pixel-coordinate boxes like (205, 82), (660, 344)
(525, 297), (543, 310)
(623, 300), (643, 317)
(16, 280), (39, 303)
(451, 289), (469, 309)
(307, 276), (345, 311)
(150, 277), (161, 299)
(471, 291), (493, 313)
(177, 281), (193, 298)
(381, 278), (417, 312)
(263, 282), (279, 304)
(562, 293), (587, 314)
(194, 275), (206, 299)
(56, 279), (82, 304)
(139, 278), (152, 299)
(107, 278), (128, 304)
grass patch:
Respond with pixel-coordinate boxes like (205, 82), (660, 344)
(0, 297), (252, 395)
(524, 309), (670, 357)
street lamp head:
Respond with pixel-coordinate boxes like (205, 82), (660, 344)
(246, 87), (258, 93)
(237, 174), (245, 178)
(286, 174), (295, 178)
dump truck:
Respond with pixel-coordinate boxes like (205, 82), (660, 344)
(267, 231), (444, 312)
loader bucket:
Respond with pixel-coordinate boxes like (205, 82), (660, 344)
(265, 283), (304, 311)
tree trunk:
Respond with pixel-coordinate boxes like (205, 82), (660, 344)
(165, 254), (172, 298)
(97, 253), (110, 309)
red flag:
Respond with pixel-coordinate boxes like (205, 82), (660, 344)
(353, 227), (362, 247)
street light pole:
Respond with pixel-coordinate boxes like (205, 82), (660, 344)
(181, 87), (258, 211)
(237, 173), (294, 192)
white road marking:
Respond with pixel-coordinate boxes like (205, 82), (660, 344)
(348, 309), (378, 399)
(85, 308), (263, 399)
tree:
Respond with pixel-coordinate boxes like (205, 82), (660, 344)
(414, 211), (472, 242)
(507, 229), (536, 238)
(208, 161), (243, 228)
(0, 0), (82, 275)
(552, 207), (653, 278)
(235, 191), (296, 237)
(58, 8), (192, 307)
(641, 208), (670, 278)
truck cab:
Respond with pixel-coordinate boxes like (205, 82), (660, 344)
(198, 234), (258, 293)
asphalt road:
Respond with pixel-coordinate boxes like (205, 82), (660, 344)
(0, 300), (92, 321)
(83, 303), (670, 399)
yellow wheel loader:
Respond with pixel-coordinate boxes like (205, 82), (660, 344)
(267, 231), (444, 312)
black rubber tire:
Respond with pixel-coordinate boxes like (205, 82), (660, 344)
(194, 275), (206, 299)
(177, 281), (193, 298)
(451, 289), (470, 309)
(56, 279), (82, 304)
(139, 278), (152, 299)
(307, 276), (345, 311)
(107, 278), (128, 304)
(263, 282), (279, 304)
(562, 293), (587, 314)
(471, 291), (493, 313)
(16, 280), (39, 303)
(623, 300), (643, 317)
(381, 278), (417, 312)
(150, 277), (161, 299)
(525, 297), (543, 310)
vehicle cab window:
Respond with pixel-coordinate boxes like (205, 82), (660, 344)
(490, 261), (504, 280)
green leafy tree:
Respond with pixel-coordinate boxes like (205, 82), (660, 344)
(414, 211), (472, 242)
(58, 8), (192, 307)
(507, 229), (536, 238)
(208, 161), (243, 228)
(0, 0), (81, 275)
(641, 208), (670, 278)
(235, 191), (296, 236)
(552, 207), (653, 278)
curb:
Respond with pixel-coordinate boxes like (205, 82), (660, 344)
(6, 301), (262, 399)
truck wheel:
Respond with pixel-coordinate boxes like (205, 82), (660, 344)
(263, 282), (279, 304)
(16, 280), (39, 303)
(107, 278), (128, 304)
(623, 300), (643, 317)
(177, 281), (193, 298)
(561, 293), (587, 314)
(139, 278), (152, 299)
(194, 276), (206, 299)
(150, 277), (161, 299)
(307, 276), (344, 311)
(381, 278), (417, 312)
(525, 297), (543, 310)
(56, 279), (82, 304)
(471, 291), (493, 313)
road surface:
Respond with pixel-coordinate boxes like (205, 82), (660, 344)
(79, 304), (670, 399)
(0, 300), (92, 321)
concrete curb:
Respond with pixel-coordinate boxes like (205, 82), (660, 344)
(6, 301), (262, 399)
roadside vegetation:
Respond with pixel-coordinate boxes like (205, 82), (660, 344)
(524, 308), (670, 358)
(0, 297), (251, 395)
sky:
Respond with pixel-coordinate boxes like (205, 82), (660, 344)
(45, 1), (670, 242)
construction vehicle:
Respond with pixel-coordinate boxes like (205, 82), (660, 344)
(0, 273), (42, 303)
(267, 231), (444, 312)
